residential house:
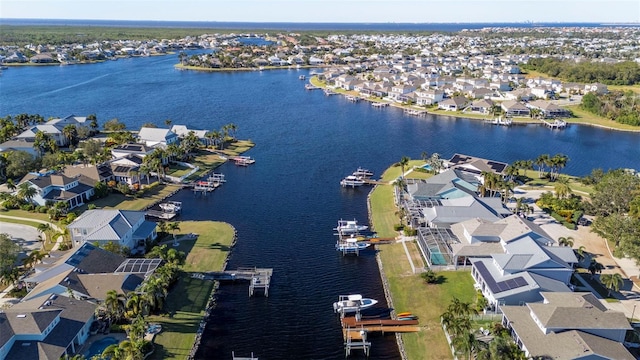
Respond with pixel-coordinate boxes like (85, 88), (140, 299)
(470, 234), (577, 307)
(63, 163), (115, 185)
(501, 100), (531, 117)
(15, 125), (67, 147)
(66, 209), (157, 251)
(109, 155), (143, 186)
(0, 140), (39, 157)
(111, 143), (154, 159)
(468, 87), (494, 99)
(18, 172), (95, 209)
(584, 82), (609, 95)
(438, 96), (469, 111)
(445, 153), (509, 177)
(415, 89), (444, 106)
(504, 88), (534, 101)
(501, 292), (634, 359)
(468, 99), (495, 114)
(137, 127), (179, 148)
(526, 100), (571, 118)
(422, 196), (512, 229)
(490, 80), (511, 91)
(170, 125), (210, 146)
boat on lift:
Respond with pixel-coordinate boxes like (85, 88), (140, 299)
(333, 294), (378, 314)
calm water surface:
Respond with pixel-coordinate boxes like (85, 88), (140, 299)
(1, 55), (639, 360)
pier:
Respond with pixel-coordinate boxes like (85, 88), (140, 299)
(540, 118), (567, 129)
(371, 102), (389, 108)
(145, 210), (178, 220)
(485, 116), (512, 126)
(191, 180), (219, 195)
(192, 267), (273, 297)
(341, 316), (420, 357)
(403, 109), (428, 117)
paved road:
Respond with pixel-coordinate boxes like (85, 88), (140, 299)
(0, 222), (42, 258)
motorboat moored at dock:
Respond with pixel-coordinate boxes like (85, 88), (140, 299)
(234, 156), (256, 166)
(334, 219), (368, 234)
(333, 294), (378, 314)
(340, 175), (365, 187)
(159, 201), (182, 213)
(352, 167), (373, 178)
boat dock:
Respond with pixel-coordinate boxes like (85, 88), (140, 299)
(146, 210), (178, 220)
(191, 180), (219, 195)
(404, 109), (428, 116)
(192, 267), (273, 297)
(305, 83), (319, 90)
(540, 119), (567, 129)
(345, 95), (360, 102)
(485, 117), (512, 126)
(371, 102), (389, 108)
(340, 316), (420, 357)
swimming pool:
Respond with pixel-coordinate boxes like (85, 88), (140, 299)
(83, 336), (119, 358)
(422, 164), (432, 170)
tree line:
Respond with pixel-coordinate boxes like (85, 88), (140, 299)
(521, 57), (640, 85)
(580, 91), (640, 126)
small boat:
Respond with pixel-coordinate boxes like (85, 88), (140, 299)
(340, 175), (365, 187)
(234, 156), (255, 166)
(334, 219), (368, 234)
(335, 237), (370, 252)
(397, 312), (413, 317)
(159, 201), (182, 213)
(398, 315), (419, 321)
(299, 75), (306, 80)
(333, 294), (378, 314)
(352, 167), (373, 178)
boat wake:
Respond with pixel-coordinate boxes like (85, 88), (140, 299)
(36, 73), (112, 97)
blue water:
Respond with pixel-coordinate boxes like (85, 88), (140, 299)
(83, 336), (119, 358)
(0, 18), (625, 31)
(1, 53), (639, 360)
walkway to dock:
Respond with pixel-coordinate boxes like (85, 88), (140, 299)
(340, 315), (420, 357)
(192, 267), (273, 297)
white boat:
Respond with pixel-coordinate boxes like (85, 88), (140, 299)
(352, 167), (373, 178)
(333, 294), (378, 314)
(299, 75), (306, 80)
(334, 219), (368, 234)
(234, 156), (255, 166)
(159, 201), (182, 213)
(335, 237), (370, 252)
(340, 175), (365, 187)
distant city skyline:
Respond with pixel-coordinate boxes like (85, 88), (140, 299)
(1, 0), (639, 24)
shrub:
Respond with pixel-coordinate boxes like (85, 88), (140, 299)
(421, 269), (438, 284)
(36, 205), (48, 213)
(393, 224), (404, 231)
(88, 204), (97, 210)
(403, 228), (417, 236)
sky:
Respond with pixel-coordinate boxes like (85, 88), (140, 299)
(1, 0), (639, 24)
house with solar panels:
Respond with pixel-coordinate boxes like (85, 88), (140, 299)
(66, 209), (157, 252)
(1, 242), (163, 360)
(470, 234), (577, 308)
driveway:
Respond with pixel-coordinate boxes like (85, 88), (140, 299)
(0, 222), (42, 260)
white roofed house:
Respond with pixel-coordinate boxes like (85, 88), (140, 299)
(16, 124), (67, 147)
(137, 127), (179, 148)
(526, 100), (571, 118)
(109, 154), (143, 186)
(437, 96), (469, 111)
(501, 292), (635, 359)
(415, 89), (444, 106)
(170, 125), (210, 146)
(467, 99), (495, 114)
(66, 209), (157, 252)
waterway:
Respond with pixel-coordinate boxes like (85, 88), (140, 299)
(1, 55), (639, 360)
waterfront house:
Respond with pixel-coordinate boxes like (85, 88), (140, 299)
(526, 100), (571, 118)
(501, 100), (531, 117)
(137, 127), (179, 148)
(500, 292), (634, 359)
(16, 124), (67, 147)
(438, 96), (469, 111)
(111, 143), (154, 159)
(470, 232), (577, 307)
(18, 171), (95, 210)
(445, 153), (508, 177)
(0, 139), (39, 157)
(170, 125), (210, 146)
(467, 99), (495, 114)
(63, 163), (115, 185)
(109, 155), (143, 186)
(504, 88), (533, 101)
(66, 209), (157, 251)
(415, 89), (444, 106)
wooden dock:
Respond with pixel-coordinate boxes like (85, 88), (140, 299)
(540, 118), (567, 129)
(192, 267), (273, 297)
(340, 316), (420, 357)
(361, 178), (387, 185)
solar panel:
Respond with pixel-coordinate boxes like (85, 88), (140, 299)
(474, 262), (529, 294)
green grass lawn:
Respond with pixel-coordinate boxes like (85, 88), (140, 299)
(565, 105), (640, 132)
(371, 165), (476, 360)
(75, 184), (182, 211)
(165, 163), (192, 178)
(146, 221), (235, 360)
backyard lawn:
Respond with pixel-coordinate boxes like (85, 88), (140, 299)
(146, 221), (235, 360)
(371, 164), (476, 360)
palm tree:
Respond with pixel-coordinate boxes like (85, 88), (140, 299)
(429, 153), (443, 173)
(62, 124), (78, 147)
(588, 259), (605, 277)
(168, 222), (181, 245)
(600, 273), (624, 297)
(104, 289), (126, 323)
(5, 178), (16, 192)
(421, 151), (429, 164)
(575, 245), (587, 263)
(453, 331), (482, 360)
(398, 156), (410, 179)
(535, 154), (550, 178)
(554, 177), (572, 199)
(558, 236), (574, 247)
(17, 182), (37, 204)
(125, 292), (149, 318)
(37, 223), (51, 244)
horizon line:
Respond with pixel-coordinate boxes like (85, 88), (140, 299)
(2, 18), (640, 25)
